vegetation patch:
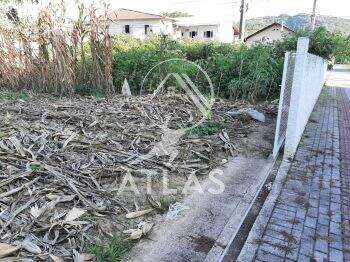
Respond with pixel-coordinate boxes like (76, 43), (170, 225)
(1, 1), (349, 102)
(187, 121), (225, 136)
(0, 90), (30, 101)
(88, 235), (134, 262)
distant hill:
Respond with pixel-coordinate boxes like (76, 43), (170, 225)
(245, 14), (350, 36)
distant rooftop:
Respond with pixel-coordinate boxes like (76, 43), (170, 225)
(245, 22), (295, 41)
(108, 8), (172, 21)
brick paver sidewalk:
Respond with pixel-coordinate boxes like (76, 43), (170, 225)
(337, 87), (350, 261)
(246, 87), (350, 262)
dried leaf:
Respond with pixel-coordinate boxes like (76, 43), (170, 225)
(123, 229), (143, 240)
(64, 207), (86, 222)
(125, 209), (153, 219)
(46, 193), (60, 201)
(88, 120), (98, 128)
(72, 249), (83, 262)
(49, 254), (64, 262)
(21, 239), (41, 254)
(8, 136), (26, 157)
(139, 221), (154, 235)
(0, 81), (271, 260)
(30, 205), (41, 219)
(81, 254), (94, 261)
(0, 243), (19, 259)
(123, 221), (153, 240)
(72, 250), (93, 262)
(62, 132), (76, 149)
(147, 195), (161, 209)
(0, 141), (9, 151)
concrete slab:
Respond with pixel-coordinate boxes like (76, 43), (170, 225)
(127, 156), (274, 262)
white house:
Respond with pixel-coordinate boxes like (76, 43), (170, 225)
(174, 17), (239, 43)
(107, 8), (175, 39)
(107, 9), (238, 43)
(245, 22), (295, 46)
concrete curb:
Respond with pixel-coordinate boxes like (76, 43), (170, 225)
(236, 159), (292, 262)
(204, 157), (277, 262)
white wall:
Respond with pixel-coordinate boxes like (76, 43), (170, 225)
(177, 22), (234, 43)
(109, 19), (174, 39)
(245, 24), (293, 46)
(284, 38), (327, 158)
(108, 18), (234, 43)
(218, 21), (234, 43)
(109, 19), (234, 43)
(179, 25), (219, 41)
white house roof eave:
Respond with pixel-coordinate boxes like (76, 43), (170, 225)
(174, 16), (230, 27)
(174, 22), (219, 27)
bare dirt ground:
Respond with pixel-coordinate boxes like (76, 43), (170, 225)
(0, 94), (276, 260)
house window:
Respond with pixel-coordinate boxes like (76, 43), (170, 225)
(204, 31), (213, 38)
(190, 31), (197, 38)
(145, 25), (150, 35)
(125, 25), (130, 34)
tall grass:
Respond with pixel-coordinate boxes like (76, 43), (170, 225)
(0, 2), (285, 101)
(111, 36), (284, 102)
(1, 2), (347, 102)
(0, 2), (114, 95)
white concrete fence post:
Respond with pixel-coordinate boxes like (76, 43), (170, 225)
(284, 38), (309, 158)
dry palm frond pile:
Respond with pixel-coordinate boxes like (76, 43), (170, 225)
(0, 94), (276, 260)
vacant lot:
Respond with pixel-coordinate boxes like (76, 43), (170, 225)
(0, 94), (276, 260)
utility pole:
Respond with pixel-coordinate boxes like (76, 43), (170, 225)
(239, 0), (247, 42)
(311, 0), (317, 30)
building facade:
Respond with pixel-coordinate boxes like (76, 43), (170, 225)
(107, 9), (175, 40)
(174, 17), (237, 43)
(245, 22), (294, 46)
(107, 9), (237, 43)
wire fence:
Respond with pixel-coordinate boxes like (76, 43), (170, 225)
(272, 52), (295, 157)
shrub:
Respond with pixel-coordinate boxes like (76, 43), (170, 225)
(110, 35), (285, 101)
(176, 39), (235, 61)
(202, 43), (283, 101)
(275, 26), (350, 62)
(112, 34), (185, 94)
(1, 2), (348, 103)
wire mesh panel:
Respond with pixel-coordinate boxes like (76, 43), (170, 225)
(273, 52), (296, 157)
